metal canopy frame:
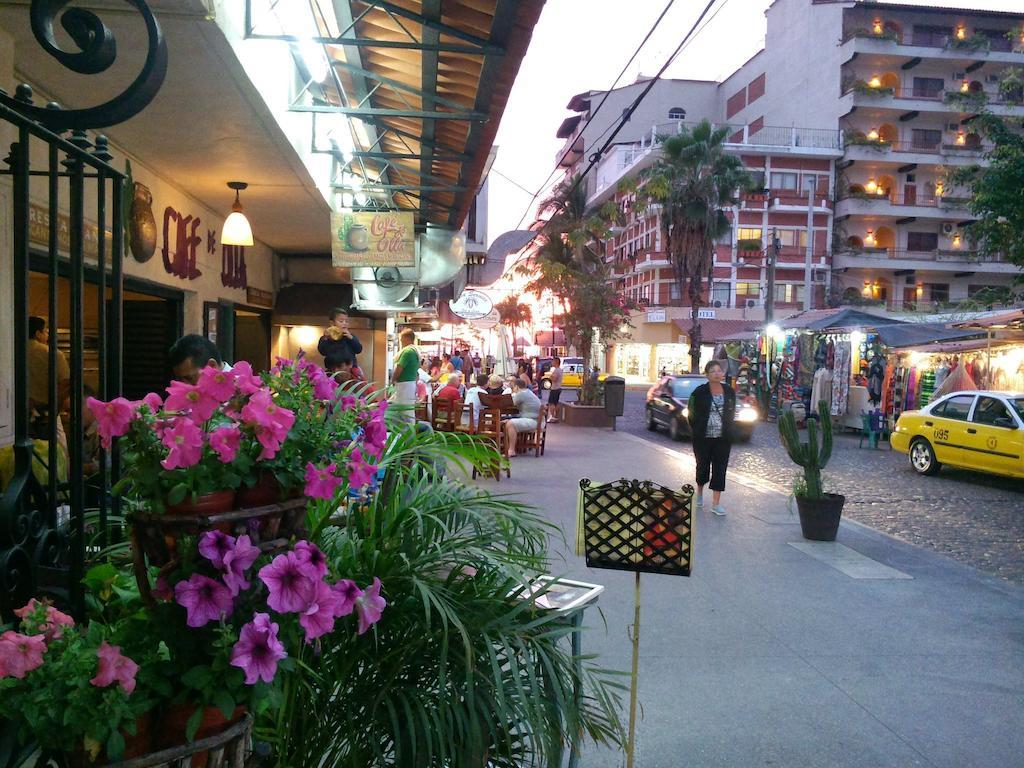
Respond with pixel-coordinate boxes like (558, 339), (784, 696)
(245, 0), (522, 229)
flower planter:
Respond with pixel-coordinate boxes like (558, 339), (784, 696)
(165, 490), (236, 517)
(795, 493), (845, 541)
(66, 713), (154, 767)
(155, 704), (246, 768)
(560, 403), (614, 428)
(236, 471), (282, 508)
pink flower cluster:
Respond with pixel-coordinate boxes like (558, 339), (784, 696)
(0, 600), (139, 694)
(86, 362), (296, 471)
(174, 532), (261, 627)
(302, 450), (378, 499)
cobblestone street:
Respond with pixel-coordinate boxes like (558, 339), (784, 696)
(583, 390), (1024, 583)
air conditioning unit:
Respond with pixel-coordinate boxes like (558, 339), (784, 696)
(986, 74), (1000, 83)
(713, 300), (723, 308)
(745, 299), (757, 309)
(812, 269), (828, 283)
(941, 222), (955, 236)
(947, 123), (960, 131)
(953, 72), (965, 80)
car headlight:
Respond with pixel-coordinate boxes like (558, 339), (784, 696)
(736, 408), (758, 423)
(682, 407), (689, 418)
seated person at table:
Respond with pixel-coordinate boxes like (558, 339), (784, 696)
(435, 372), (462, 402)
(464, 374), (489, 426)
(324, 352), (365, 381)
(505, 376), (542, 458)
(486, 374), (506, 396)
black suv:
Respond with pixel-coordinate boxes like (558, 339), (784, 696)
(645, 375), (757, 442)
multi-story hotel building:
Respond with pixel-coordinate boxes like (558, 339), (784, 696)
(554, 0), (1024, 379)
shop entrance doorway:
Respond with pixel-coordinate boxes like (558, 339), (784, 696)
(204, 302), (271, 373)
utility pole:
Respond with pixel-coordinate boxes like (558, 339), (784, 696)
(766, 229), (779, 324)
(804, 178), (815, 310)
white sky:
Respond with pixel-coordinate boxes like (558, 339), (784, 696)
(486, 0), (1024, 247)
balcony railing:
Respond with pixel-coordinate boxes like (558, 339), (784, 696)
(653, 121), (842, 151)
(842, 28), (1018, 53)
(844, 135), (986, 155)
(837, 248), (1005, 263)
(837, 192), (972, 209)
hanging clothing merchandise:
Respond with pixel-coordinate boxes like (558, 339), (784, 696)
(880, 361), (895, 416)
(919, 370), (936, 408)
(826, 339), (836, 370)
(934, 361), (950, 390)
(904, 367), (918, 411)
(811, 367), (833, 410)
(867, 354), (886, 405)
(933, 363), (978, 400)
(814, 339), (828, 369)
(830, 340), (851, 416)
(798, 333), (816, 388)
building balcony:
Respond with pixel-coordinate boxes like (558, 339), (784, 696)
(835, 193), (972, 221)
(841, 82), (1024, 117)
(834, 248), (1018, 273)
(840, 33), (1024, 67)
(842, 138), (987, 167)
(768, 193), (834, 213)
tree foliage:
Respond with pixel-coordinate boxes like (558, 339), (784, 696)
(635, 121), (752, 372)
(517, 175), (636, 365)
(494, 296), (533, 356)
(951, 114), (1024, 280)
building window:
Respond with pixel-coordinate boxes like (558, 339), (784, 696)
(736, 282), (760, 298)
(912, 24), (952, 47)
(926, 283), (949, 303)
(775, 229), (809, 248)
(770, 172), (798, 191)
(710, 282), (731, 306)
(737, 227), (762, 241)
(911, 129), (941, 150)
(907, 231), (939, 251)
(670, 282), (681, 301)
(774, 284), (805, 304)
(746, 170), (766, 189)
(912, 77), (944, 99)
(668, 107), (686, 120)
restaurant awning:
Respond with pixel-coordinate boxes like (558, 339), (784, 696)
(674, 318), (761, 342)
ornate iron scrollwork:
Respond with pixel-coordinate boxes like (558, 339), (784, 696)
(0, 0), (167, 131)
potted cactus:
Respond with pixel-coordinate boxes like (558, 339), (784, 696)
(778, 400), (845, 541)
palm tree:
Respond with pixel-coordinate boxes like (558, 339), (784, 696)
(638, 121), (751, 372)
(494, 295), (532, 356)
(535, 174), (615, 268)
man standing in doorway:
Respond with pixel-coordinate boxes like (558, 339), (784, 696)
(27, 316), (70, 444)
(318, 308), (363, 368)
(391, 328), (420, 424)
(546, 356), (563, 423)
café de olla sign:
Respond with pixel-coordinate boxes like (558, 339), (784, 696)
(448, 289), (493, 320)
(471, 308), (501, 330)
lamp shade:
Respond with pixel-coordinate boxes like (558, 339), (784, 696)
(222, 210), (254, 246)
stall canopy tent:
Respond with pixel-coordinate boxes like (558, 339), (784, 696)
(871, 322), (985, 349)
(776, 307), (897, 332)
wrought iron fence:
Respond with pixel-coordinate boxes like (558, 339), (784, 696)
(0, 0), (166, 620)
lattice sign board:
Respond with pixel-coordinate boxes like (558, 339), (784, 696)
(579, 478), (694, 577)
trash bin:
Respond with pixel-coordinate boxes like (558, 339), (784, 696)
(604, 376), (625, 419)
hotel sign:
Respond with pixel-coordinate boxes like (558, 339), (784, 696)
(331, 210), (416, 268)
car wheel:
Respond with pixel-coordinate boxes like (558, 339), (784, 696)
(645, 409), (657, 431)
(669, 417), (683, 441)
(542, 379), (551, 390)
(909, 438), (941, 476)
(736, 430), (753, 444)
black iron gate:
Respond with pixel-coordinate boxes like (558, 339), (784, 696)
(0, 0), (166, 620)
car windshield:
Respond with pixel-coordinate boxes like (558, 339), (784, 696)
(670, 378), (701, 398)
(1011, 398), (1024, 423)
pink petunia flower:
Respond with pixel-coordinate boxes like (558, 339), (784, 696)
(299, 580), (343, 642)
(355, 577), (387, 635)
(165, 380), (219, 423)
(230, 613), (287, 685)
(209, 426), (241, 463)
(330, 579), (362, 618)
(141, 392), (164, 413)
(86, 396), (136, 449)
(198, 364), (237, 403)
(89, 642), (139, 694)
(293, 541), (328, 579)
(0, 631), (47, 679)
(259, 552), (317, 614)
(362, 417), (387, 455)
(347, 447), (378, 490)
(232, 361), (264, 395)
(311, 369), (337, 401)
(153, 574), (174, 602)
(240, 389), (279, 430)
(174, 574), (234, 627)
(223, 535), (260, 596)
(198, 530), (235, 570)
(304, 462), (342, 501)
(160, 418), (205, 470)
(14, 599), (74, 641)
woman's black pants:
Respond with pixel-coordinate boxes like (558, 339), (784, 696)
(693, 435), (731, 492)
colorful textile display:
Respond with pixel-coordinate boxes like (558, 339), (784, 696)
(933, 364), (978, 400)
(830, 341), (851, 416)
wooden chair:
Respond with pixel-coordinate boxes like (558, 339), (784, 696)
(414, 402), (428, 423)
(516, 406), (548, 457)
(472, 408), (509, 481)
(431, 398), (461, 433)
(479, 392), (516, 415)
(456, 402), (476, 434)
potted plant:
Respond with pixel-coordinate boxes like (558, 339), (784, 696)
(562, 376), (614, 428)
(778, 400), (845, 541)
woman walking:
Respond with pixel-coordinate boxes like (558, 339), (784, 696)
(686, 360), (736, 516)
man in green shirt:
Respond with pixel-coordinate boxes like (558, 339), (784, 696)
(391, 328), (420, 423)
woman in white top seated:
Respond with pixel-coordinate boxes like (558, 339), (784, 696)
(505, 376), (542, 457)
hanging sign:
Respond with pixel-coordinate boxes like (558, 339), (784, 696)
(331, 210), (416, 268)
(646, 309), (667, 323)
(697, 308), (716, 319)
(470, 308), (501, 330)
(448, 289), (494, 320)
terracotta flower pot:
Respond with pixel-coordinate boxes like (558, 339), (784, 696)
(65, 712), (153, 766)
(156, 704), (246, 768)
(236, 472), (282, 508)
(165, 490), (237, 516)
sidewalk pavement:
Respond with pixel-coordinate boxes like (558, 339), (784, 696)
(471, 425), (1024, 768)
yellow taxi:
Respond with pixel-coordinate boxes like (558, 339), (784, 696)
(541, 357), (586, 390)
(891, 391), (1024, 479)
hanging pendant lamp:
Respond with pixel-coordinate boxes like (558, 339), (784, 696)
(222, 181), (254, 246)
